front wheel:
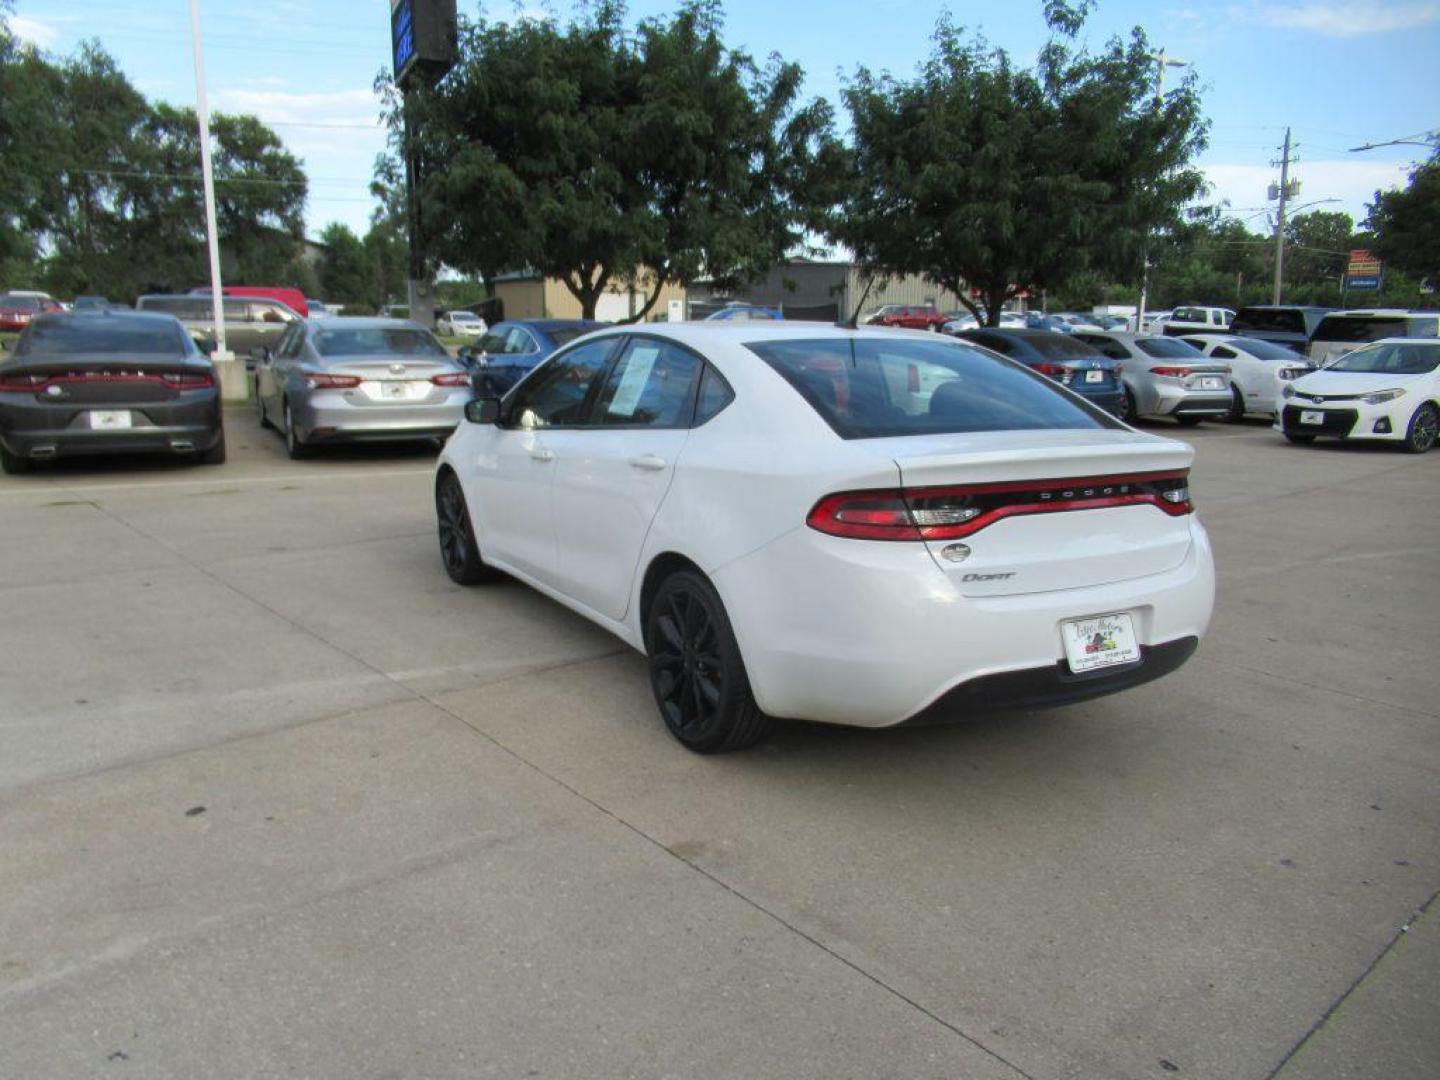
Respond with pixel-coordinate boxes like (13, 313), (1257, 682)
(1402, 402), (1438, 454)
(645, 570), (771, 753)
(436, 471), (501, 585)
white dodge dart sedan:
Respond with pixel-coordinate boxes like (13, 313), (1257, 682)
(434, 324), (1215, 752)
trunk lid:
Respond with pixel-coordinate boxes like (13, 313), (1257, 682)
(886, 430), (1195, 597)
(1, 354), (212, 404)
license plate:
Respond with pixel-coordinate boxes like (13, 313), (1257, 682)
(89, 410), (133, 430)
(1300, 410), (1325, 425)
(1061, 613), (1141, 674)
(1085, 369), (1104, 384)
(1199, 376), (1224, 390)
(382, 382), (411, 399)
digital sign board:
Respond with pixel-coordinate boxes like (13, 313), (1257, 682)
(390, 0), (456, 87)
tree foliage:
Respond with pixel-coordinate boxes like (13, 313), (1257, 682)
(0, 27), (309, 301)
(381, 1), (834, 320)
(827, 9), (1208, 325)
(1366, 153), (1440, 286)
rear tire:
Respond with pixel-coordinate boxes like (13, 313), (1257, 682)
(284, 401), (311, 460)
(196, 428), (226, 465)
(0, 444), (33, 475)
(1119, 386), (1138, 423)
(1226, 384), (1246, 423)
(436, 470), (501, 585)
(645, 570), (771, 753)
(1402, 402), (1438, 454)
(1285, 433), (1316, 444)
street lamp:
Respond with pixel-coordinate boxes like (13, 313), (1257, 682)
(188, 0), (229, 369)
(1136, 50), (1190, 329)
(1348, 129), (1438, 153)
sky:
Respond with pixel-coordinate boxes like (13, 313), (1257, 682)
(10, 1), (1440, 241)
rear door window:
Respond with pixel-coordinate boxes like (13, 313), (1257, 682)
(747, 337), (1116, 439)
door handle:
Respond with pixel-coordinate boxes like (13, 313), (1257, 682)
(628, 454), (667, 471)
(529, 448), (555, 462)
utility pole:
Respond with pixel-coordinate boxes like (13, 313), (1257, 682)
(188, 0), (231, 369)
(1136, 49), (1190, 332)
(1271, 127), (1295, 306)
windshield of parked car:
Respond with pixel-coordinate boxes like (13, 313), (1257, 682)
(1227, 337), (1297, 360)
(449, 312), (480, 322)
(1325, 341), (1440, 375)
(1231, 309), (1308, 335)
(1312, 316), (1417, 343)
(1137, 337), (1205, 359)
(16, 318), (186, 356)
(313, 327), (449, 357)
(1029, 335), (1105, 359)
(748, 337), (1117, 439)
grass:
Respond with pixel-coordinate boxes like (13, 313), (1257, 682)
(0, 331), (17, 352)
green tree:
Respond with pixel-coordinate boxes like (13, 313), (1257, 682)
(827, 7), (1208, 325)
(383, 1), (829, 320)
(1365, 153), (1440, 286)
(1284, 210), (1351, 292)
(317, 222), (373, 305)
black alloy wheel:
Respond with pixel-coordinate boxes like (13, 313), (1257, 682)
(436, 471), (498, 585)
(1226, 384), (1246, 423)
(645, 570), (770, 753)
(1403, 402), (1438, 454)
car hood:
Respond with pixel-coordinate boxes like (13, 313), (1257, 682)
(1290, 370), (1428, 396)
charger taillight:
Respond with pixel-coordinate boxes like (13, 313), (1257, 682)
(807, 470), (1194, 541)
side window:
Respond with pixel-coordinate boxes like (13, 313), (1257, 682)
(695, 365), (735, 425)
(477, 331), (508, 355)
(505, 338), (617, 429)
(251, 301), (290, 324)
(1212, 346), (1237, 360)
(279, 325), (306, 359)
(590, 339), (702, 428)
(505, 328), (538, 354)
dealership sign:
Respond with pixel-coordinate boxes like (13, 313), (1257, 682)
(1345, 249), (1383, 291)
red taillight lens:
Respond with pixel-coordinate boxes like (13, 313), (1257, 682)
(1148, 366), (1190, 377)
(807, 470), (1194, 541)
(303, 371), (362, 389)
(0, 373), (47, 390)
(1032, 362), (1066, 377)
(162, 372), (214, 389)
(431, 372), (470, 387)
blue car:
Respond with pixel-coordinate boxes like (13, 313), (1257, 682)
(705, 304), (783, 322)
(954, 328), (1126, 416)
(461, 319), (607, 397)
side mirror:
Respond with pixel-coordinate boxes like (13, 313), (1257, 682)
(465, 397), (501, 425)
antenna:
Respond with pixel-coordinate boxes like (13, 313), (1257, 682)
(839, 276), (879, 329)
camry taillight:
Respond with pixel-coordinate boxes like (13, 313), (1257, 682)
(303, 371), (362, 389)
(807, 470), (1194, 541)
(431, 372), (470, 387)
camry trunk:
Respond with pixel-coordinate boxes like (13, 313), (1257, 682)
(888, 430), (1196, 597)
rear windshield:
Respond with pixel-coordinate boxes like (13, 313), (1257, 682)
(1226, 337), (1296, 360)
(1313, 316), (1411, 343)
(1029, 334), (1104, 359)
(1327, 341), (1440, 375)
(1137, 337), (1205, 359)
(1231, 309), (1306, 335)
(16, 318), (186, 356)
(2, 296), (43, 311)
(746, 337), (1116, 440)
(313, 327), (448, 357)
(547, 326), (593, 347)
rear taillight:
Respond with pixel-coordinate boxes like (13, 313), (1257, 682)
(303, 371), (362, 389)
(807, 470), (1194, 541)
(1148, 366), (1190, 377)
(1032, 362), (1067, 377)
(0, 373), (47, 390)
(162, 372), (214, 389)
(431, 372), (470, 387)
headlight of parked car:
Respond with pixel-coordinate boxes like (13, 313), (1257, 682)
(1282, 384), (1297, 399)
(1361, 389), (1406, 405)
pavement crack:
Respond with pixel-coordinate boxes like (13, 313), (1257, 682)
(1265, 886), (1440, 1079)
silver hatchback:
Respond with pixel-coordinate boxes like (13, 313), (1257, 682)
(253, 317), (471, 458)
(1073, 332), (1232, 425)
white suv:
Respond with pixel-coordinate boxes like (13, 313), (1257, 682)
(1161, 306), (1235, 337)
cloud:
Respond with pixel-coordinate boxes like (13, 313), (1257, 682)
(1240, 1), (1440, 36)
(1202, 158), (1415, 221)
(10, 15), (59, 47)
(210, 87), (381, 127)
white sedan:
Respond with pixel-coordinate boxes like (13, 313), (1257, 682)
(434, 324), (1215, 752)
(1276, 338), (1440, 453)
(1180, 333), (1314, 419)
(437, 310), (487, 337)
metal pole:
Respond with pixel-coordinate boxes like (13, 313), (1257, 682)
(188, 0), (228, 362)
(1272, 127), (1291, 306)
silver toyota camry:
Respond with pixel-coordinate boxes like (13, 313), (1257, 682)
(253, 317), (472, 458)
(1072, 331), (1233, 426)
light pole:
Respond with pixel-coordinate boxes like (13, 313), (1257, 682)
(1348, 129), (1439, 153)
(1136, 50), (1190, 331)
(188, 0), (230, 367)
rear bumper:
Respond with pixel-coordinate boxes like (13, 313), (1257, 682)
(292, 394), (465, 443)
(1149, 386), (1232, 417)
(0, 394), (221, 458)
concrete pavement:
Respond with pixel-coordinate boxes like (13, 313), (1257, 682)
(0, 410), (1435, 1078)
